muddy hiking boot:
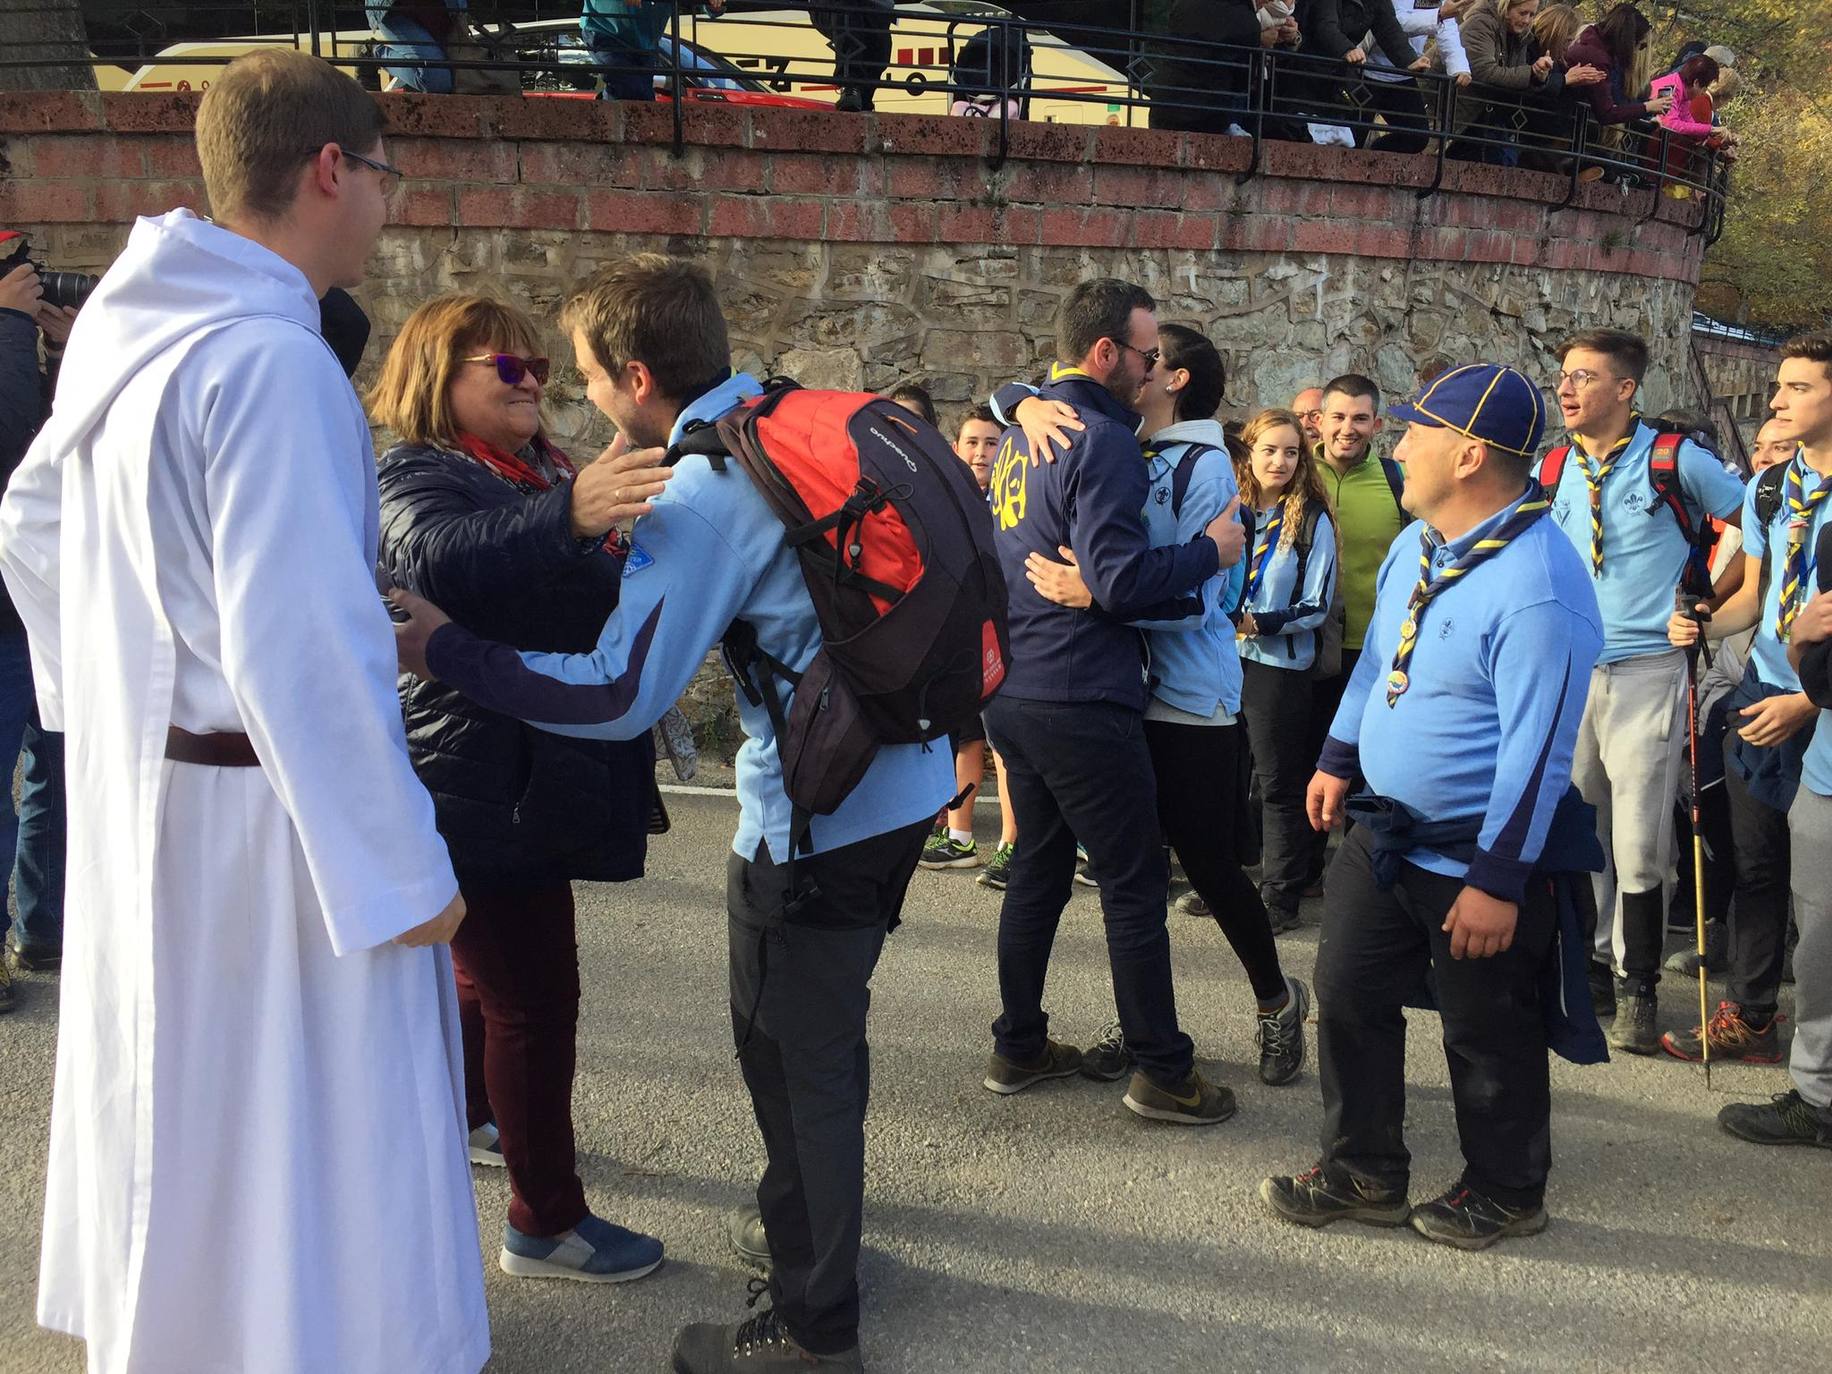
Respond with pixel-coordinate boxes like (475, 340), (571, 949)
(1259, 1165), (1410, 1229)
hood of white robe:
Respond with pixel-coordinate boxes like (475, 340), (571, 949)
(49, 209), (324, 454)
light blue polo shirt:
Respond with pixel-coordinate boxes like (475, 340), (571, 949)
(1544, 421), (1744, 665)
(1743, 456), (1831, 694)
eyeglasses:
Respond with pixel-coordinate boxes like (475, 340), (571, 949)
(1114, 340), (1161, 369)
(463, 353), (551, 386)
(1298, 409), (1323, 423)
(304, 146), (406, 196)
(1556, 369), (1616, 390)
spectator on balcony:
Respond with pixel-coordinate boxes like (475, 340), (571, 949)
(1450, 0), (1605, 165)
(1294, 0), (1437, 152)
(1149, 0), (1313, 143)
(1650, 52), (1736, 185)
(581, 0), (726, 103)
(811, 0), (894, 112)
(367, 0), (464, 94)
(1563, 3), (1674, 173)
(1360, 0), (1472, 154)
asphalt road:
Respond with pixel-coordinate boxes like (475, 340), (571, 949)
(1, 789), (1825, 1374)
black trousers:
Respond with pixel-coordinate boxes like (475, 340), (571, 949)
(809, 1), (892, 107)
(1722, 746), (1793, 1016)
(1316, 827), (1558, 1210)
(1145, 716), (1286, 1002)
(985, 695), (1194, 1087)
(727, 818), (928, 1356)
(1354, 76), (1431, 154)
(1302, 648), (1361, 884)
(1241, 659), (1317, 916)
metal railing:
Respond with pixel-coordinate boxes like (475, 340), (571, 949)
(6, 1), (1728, 235)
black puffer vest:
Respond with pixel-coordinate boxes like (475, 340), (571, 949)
(377, 439), (655, 886)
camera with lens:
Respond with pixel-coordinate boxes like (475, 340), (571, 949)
(0, 231), (99, 312)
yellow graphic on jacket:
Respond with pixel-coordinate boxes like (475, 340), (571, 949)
(990, 435), (1028, 532)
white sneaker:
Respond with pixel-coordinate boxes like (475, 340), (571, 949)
(468, 1122), (505, 1167)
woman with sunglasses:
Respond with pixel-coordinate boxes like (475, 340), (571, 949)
(370, 294), (672, 1284)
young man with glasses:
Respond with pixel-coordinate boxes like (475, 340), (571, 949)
(976, 278), (1246, 1124)
(1543, 329), (1743, 1053)
(0, 50), (489, 1374)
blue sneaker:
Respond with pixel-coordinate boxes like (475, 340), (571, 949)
(499, 1213), (664, 1283)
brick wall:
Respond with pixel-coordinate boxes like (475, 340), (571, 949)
(0, 89), (1716, 755)
(1, 90), (1709, 281)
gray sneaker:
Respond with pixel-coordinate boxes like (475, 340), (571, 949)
(1174, 891), (1211, 918)
(727, 1207), (769, 1267)
(1122, 1068), (1236, 1125)
(983, 1039), (1082, 1095)
(1256, 977), (1310, 1086)
(1079, 1019), (1132, 1081)
(467, 1122), (505, 1167)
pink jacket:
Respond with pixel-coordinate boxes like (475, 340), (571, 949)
(1652, 72), (1716, 139)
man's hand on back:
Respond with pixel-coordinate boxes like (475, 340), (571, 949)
(1205, 495), (1245, 567)
(389, 587), (453, 681)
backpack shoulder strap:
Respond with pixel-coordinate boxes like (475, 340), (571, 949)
(1537, 443), (1572, 494)
(1755, 461), (1788, 527)
(1168, 441), (1219, 521)
(1647, 431), (1691, 529)
(1378, 456), (1405, 512)
(1289, 499), (1327, 603)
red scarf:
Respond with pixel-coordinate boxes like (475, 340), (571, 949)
(455, 432), (576, 492)
(453, 432), (628, 556)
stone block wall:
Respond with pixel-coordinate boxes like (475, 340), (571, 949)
(0, 90), (1717, 756)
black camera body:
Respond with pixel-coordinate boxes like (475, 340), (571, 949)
(0, 232), (99, 313)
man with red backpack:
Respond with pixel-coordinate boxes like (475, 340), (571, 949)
(392, 253), (974, 1374)
(1541, 329), (1744, 1054)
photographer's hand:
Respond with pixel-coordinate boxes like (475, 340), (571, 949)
(37, 303), (77, 348)
(0, 263), (43, 318)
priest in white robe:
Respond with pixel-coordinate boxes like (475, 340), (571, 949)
(0, 50), (489, 1374)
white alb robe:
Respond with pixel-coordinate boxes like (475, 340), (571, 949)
(0, 211), (490, 1374)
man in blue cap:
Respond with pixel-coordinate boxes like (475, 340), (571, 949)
(1261, 364), (1606, 1250)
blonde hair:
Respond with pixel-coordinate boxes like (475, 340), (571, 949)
(1707, 66), (1739, 101)
(1528, 4), (1581, 61)
(368, 295), (548, 450)
(196, 49), (384, 223)
(1237, 408), (1335, 554)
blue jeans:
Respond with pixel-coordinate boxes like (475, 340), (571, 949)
(0, 631), (63, 951)
(367, 4), (461, 94)
(983, 695), (1193, 1087)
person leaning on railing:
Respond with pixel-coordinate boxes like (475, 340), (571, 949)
(1562, 3), (1674, 180)
(1288, 0), (1434, 149)
(1448, 0), (1604, 166)
(1146, 0), (1315, 144)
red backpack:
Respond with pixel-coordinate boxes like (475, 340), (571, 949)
(670, 381), (1009, 844)
(1538, 430), (1719, 596)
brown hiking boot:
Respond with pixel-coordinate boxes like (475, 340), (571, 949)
(1659, 1001), (1782, 1064)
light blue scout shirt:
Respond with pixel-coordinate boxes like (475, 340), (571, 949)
(1319, 486), (1604, 901)
(1135, 419), (1245, 719)
(1544, 419), (1744, 664)
(424, 372), (955, 863)
(1239, 500), (1337, 673)
(1743, 454), (1830, 692)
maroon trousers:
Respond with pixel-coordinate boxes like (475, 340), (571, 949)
(451, 879), (589, 1238)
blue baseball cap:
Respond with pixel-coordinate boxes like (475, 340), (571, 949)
(1387, 364), (1548, 459)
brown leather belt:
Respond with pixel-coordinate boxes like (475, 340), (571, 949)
(165, 726), (260, 768)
